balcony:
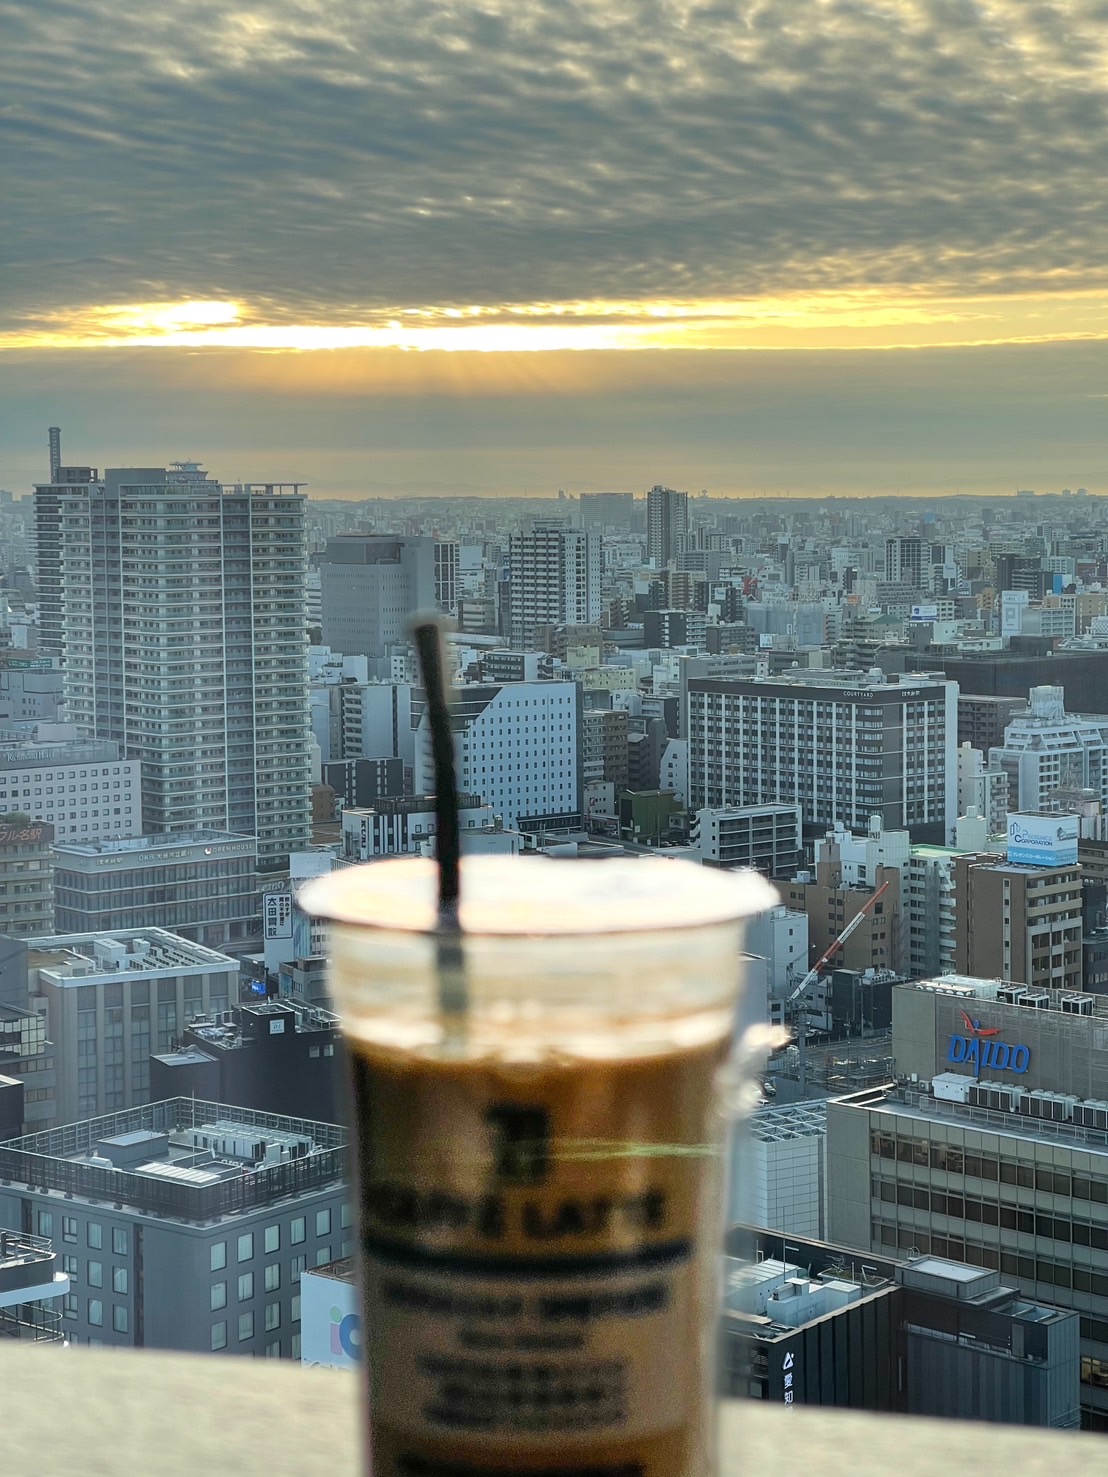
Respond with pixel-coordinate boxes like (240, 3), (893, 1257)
(0, 1343), (1099, 1474)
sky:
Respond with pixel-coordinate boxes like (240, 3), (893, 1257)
(3, 0), (1108, 498)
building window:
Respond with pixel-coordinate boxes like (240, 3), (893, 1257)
(112, 1267), (128, 1295)
(237, 1233), (254, 1263)
(38, 1211), (53, 1239)
(112, 1228), (128, 1257)
(265, 1302), (280, 1332)
(210, 1241), (227, 1272)
(87, 1223), (102, 1251)
(238, 1272), (254, 1302)
(264, 1264), (280, 1293)
(211, 1321), (227, 1351)
(62, 1255), (78, 1280)
(290, 1217), (306, 1245)
(62, 1216), (78, 1243)
(113, 1305), (129, 1334)
(211, 1282), (227, 1311)
(315, 1208), (331, 1237)
(265, 1339), (282, 1358)
(340, 1203), (352, 1230)
(291, 1294), (301, 1324)
(291, 1333), (301, 1359)
(238, 1311), (254, 1342)
(87, 1261), (103, 1288)
(315, 1247), (332, 1267)
(264, 1225), (280, 1254)
(63, 1292), (78, 1320)
(88, 1299), (103, 1327)
(291, 1255), (306, 1285)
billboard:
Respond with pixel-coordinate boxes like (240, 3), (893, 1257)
(263, 891), (293, 940)
(910, 604), (938, 622)
(1006, 812), (1079, 868)
(300, 1267), (361, 1369)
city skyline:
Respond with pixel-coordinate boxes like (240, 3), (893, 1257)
(4, 2), (1108, 497)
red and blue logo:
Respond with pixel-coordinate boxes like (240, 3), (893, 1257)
(947, 1009), (1031, 1078)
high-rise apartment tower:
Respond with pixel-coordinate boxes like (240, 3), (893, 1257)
(39, 461), (311, 872)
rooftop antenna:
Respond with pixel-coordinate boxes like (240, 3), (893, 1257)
(48, 427), (61, 482)
(409, 612), (467, 1051)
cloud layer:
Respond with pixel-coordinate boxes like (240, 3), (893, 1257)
(6, 0), (1108, 331)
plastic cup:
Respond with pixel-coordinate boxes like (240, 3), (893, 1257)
(301, 854), (778, 1477)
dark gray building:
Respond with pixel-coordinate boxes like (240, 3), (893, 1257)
(52, 832), (259, 952)
(723, 1227), (1079, 1428)
(0, 1097), (348, 1358)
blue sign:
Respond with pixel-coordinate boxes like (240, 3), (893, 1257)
(947, 1011), (1031, 1078)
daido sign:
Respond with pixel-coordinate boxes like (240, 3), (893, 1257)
(947, 1009), (1031, 1079)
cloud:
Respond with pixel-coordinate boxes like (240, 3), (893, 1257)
(5, 0), (1108, 335)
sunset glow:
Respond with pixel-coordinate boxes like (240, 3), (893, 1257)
(6, 288), (1108, 357)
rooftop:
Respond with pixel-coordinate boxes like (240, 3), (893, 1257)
(26, 929), (238, 982)
(861, 1085), (1108, 1158)
(52, 830), (255, 858)
(0, 1097), (345, 1222)
(751, 1100), (827, 1143)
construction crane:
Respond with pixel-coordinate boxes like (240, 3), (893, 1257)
(785, 878), (892, 1097)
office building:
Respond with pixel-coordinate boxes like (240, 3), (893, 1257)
(692, 804), (802, 877)
(318, 534), (435, 673)
(414, 681), (581, 832)
(740, 1102), (827, 1237)
(32, 443), (99, 658)
(958, 694), (1028, 752)
(0, 952), (56, 1133)
(827, 974), (1108, 1427)
(52, 832), (258, 952)
(581, 707), (630, 787)
(784, 859), (902, 978)
(951, 851), (1083, 992)
(48, 461), (311, 872)
(0, 652), (65, 728)
(433, 540), (459, 614)
(0, 1227), (70, 1344)
(8, 929), (239, 1124)
(646, 485), (688, 567)
(507, 524), (600, 650)
(340, 794), (499, 861)
(0, 818), (53, 937)
(0, 1097), (348, 1358)
(904, 844), (999, 981)
(0, 736), (140, 842)
(150, 1001), (344, 1124)
(642, 608), (706, 650)
(687, 669), (958, 843)
(321, 757), (404, 811)
(579, 491), (636, 531)
(722, 1230), (1079, 1429)
(884, 535), (924, 587)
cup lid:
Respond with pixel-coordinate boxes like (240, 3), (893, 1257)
(299, 854), (779, 937)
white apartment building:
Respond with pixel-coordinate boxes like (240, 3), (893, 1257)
(341, 796), (506, 861)
(43, 461), (312, 872)
(692, 804), (801, 876)
(0, 737), (140, 842)
(989, 685), (1108, 813)
(956, 742), (1009, 836)
(688, 669), (959, 844)
(415, 681), (581, 832)
(507, 524), (601, 649)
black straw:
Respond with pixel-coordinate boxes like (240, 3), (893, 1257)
(409, 614), (468, 1040)
(411, 616), (462, 919)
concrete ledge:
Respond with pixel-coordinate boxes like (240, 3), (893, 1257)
(0, 1344), (1095, 1476)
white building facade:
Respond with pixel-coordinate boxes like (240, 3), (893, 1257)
(0, 738), (141, 842)
(415, 681), (581, 832)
